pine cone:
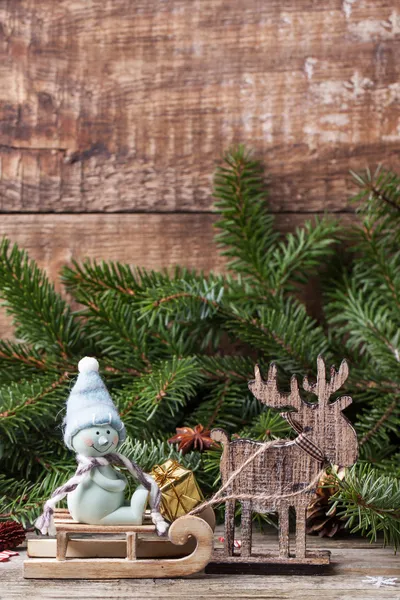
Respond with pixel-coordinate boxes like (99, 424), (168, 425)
(306, 468), (346, 538)
(0, 521), (26, 551)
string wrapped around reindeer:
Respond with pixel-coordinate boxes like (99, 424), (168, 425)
(35, 357), (169, 537)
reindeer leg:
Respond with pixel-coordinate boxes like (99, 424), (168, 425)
(224, 499), (235, 557)
(295, 503), (307, 559)
(278, 503), (290, 558)
(240, 501), (252, 557)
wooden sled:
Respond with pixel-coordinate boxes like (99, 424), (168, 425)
(24, 508), (214, 579)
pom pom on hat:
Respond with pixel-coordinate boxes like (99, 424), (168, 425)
(78, 356), (99, 373)
(63, 356), (126, 449)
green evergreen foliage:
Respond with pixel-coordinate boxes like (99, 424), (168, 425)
(331, 464), (400, 549)
(0, 149), (399, 549)
(326, 167), (400, 468)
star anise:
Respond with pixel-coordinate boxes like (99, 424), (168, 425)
(168, 424), (216, 455)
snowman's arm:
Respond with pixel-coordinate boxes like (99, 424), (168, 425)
(90, 468), (126, 492)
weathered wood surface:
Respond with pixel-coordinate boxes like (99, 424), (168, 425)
(0, 0), (399, 339)
(3, 528), (399, 599)
(0, 212), (352, 279)
(0, 0), (399, 214)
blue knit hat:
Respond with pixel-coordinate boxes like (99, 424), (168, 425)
(63, 357), (126, 450)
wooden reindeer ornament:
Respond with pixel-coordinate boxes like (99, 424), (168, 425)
(211, 356), (358, 565)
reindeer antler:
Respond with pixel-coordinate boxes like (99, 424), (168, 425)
(303, 355), (349, 404)
(249, 363), (302, 411)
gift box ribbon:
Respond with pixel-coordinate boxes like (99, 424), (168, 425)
(151, 460), (188, 487)
(150, 459), (203, 521)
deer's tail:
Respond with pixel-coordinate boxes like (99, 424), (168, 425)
(211, 428), (230, 484)
(211, 428), (230, 446)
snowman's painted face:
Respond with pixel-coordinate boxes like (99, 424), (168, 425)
(71, 426), (119, 456)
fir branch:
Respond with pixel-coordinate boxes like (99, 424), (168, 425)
(239, 409), (292, 441)
(331, 464), (400, 549)
(214, 146), (338, 294)
(62, 259), (140, 297)
(199, 355), (254, 383)
(1, 434), (71, 481)
(213, 145), (277, 284)
(328, 282), (400, 376)
(136, 276), (224, 325)
(0, 341), (50, 384)
(0, 470), (71, 527)
(0, 239), (82, 356)
(75, 291), (152, 370)
(270, 217), (339, 291)
(358, 397), (399, 450)
(190, 380), (254, 431)
(116, 357), (205, 437)
(205, 379), (230, 429)
(120, 438), (202, 474)
(369, 183), (400, 213)
(63, 260), (204, 303)
(345, 212), (400, 316)
(224, 297), (331, 371)
(351, 167), (400, 216)
(0, 373), (69, 443)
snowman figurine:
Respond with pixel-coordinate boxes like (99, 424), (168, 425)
(36, 357), (168, 535)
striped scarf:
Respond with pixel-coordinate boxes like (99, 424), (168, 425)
(280, 412), (325, 462)
(35, 453), (169, 536)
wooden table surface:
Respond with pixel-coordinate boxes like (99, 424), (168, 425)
(1, 527), (399, 600)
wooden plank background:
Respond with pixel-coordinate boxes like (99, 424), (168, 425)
(0, 0), (400, 337)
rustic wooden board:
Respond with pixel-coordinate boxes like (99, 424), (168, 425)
(0, 1), (400, 213)
(2, 528), (399, 598)
(0, 212), (355, 339)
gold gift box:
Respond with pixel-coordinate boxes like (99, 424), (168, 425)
(150, 459), (204, 522)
